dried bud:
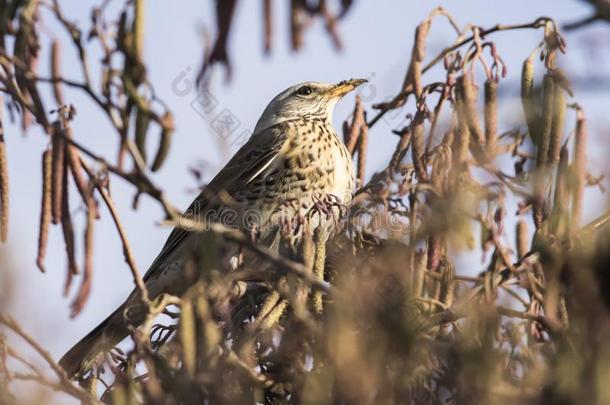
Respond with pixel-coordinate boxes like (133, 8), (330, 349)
(543, 21), (566, 68)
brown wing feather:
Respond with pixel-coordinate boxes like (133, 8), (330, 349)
(59, 123), (292, 378)
(143, 122), (289, 280)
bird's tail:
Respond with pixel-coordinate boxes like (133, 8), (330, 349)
(59, 303), (130, 379)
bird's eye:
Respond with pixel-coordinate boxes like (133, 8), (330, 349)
(296, 86), (313, 96)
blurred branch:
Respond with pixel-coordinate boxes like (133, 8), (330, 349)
(368, 14), (552, 127)
(564, 0), (610, 30)
(0, 314), (100, 404)
(162, 217), (332, 294)
(80, 158), (149, 303)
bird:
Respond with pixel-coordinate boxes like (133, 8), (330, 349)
(59, 78), (366, 379)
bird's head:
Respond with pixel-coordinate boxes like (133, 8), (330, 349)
(254, 79), (367, 132)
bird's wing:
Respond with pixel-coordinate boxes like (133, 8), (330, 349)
(143, 122), (290, 281)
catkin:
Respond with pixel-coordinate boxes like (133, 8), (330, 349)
(345, 96), (364, 155)
(71, 197), (95, 317)
(431, 144), (451, 193)
(151, 112), (174, 172)
(532, 74), (555, 229)
(36, 150), (52, 272)
(550, 146), (569, 237)
(548, 84), (566, 165)
(440, 261), (455, 308)
(133, 0), (145, 61)
(51, 123), (66, 224)
(484, 79), (498, 159)
(389, 129), (411, 171)
(179, 299), (196, 376)
(458, 73), (485, 157)
(413, 249), (427, 298)
(536, 74), (555, 167)
(263, 0), (272, 54)
(0, 97), (6, 242)
(50, 41), (64, 105)
(195, 291), (221, 355)
(290, 0), (304, 51)
(313, 226), (327, 314)
(66, 140), (99, 219)
(405, 20), (430, 97)
(412, 114), (427, 180)
(427, 235), (441, 273)
(60, 154), (79, 276)
(134, 108), (151, 164)
(571, 109), (587, 229)
(453, 92), (470, 167)
(520, 54), (537, 143)
(516, 219), (529, 259)
(357, 124), (368, 186)
(0, 134), (8, 243)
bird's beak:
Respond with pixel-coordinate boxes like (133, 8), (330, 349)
(328, 78), (367, 98)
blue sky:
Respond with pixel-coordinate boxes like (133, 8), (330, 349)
(1, 1), (609, 402)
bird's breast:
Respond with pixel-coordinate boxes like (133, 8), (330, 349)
(331, 135), (354, 204)
(282, 120), (354, 203)
(218, 119), (355, 252)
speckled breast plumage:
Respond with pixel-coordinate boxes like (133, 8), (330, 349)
(227, 117), (354, 248)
